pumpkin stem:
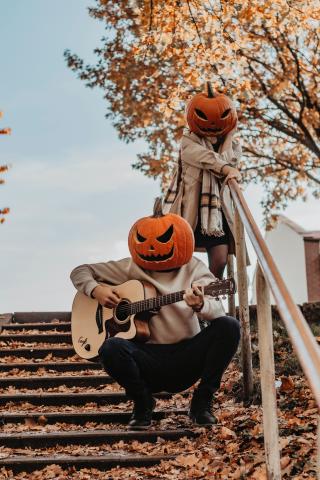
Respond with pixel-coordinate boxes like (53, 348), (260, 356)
(153, 197), (164, 217)
(206, 81), (216, 98)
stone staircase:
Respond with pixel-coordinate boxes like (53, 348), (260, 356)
(0, 313), (197, 475)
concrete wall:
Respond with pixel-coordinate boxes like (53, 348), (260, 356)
(252, 222), (308, 304)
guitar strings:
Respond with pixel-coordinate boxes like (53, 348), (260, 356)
(106, 280), (231, 316)
(111, 290), (228, 315)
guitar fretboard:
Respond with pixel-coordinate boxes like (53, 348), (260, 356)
(129, 290), (186, 315)
(126, 281), (233, 315)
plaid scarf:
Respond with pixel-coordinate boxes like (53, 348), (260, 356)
(163, 150), (225, 237)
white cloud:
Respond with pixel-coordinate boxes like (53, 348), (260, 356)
(1, 147), (161, 312)
(8, 145), (151, 194)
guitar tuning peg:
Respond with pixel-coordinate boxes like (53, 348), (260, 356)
(222, 295), (226, 300)
(215, 297), (219, 301)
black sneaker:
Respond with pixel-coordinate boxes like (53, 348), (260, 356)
(128, 393), (156, 430)
(189, 389), (218, 426)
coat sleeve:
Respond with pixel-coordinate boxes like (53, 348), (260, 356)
(191, 260), (226, 321)
(221, 137), (242, 167)
(181, 131), (241, 173)
(70, 259), (130, 298)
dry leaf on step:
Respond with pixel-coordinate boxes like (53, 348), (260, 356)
(280, 376), (295, 392)
(37, 415), (47, 426)
(174, 453), (199, 468)
(220, 426), (237, 439)
(280, 456), (291, 469)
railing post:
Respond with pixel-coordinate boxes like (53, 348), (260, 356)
(318, 414), (320, 479)
(234, 207), (253, 400)
(256, 265), (281, 479)
(227, 255), (236, 317)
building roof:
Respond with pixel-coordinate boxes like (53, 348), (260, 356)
(276, 215), (320, 241)
(303, 231), (320, 240)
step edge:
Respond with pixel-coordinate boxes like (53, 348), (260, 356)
(0, 428), (196, 438)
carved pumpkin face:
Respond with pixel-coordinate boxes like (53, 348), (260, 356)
(128, 198), (194, 271)
(186, 83), (237, 138)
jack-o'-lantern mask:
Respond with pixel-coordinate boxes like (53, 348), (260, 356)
(128, 198), (194, 271)
(186, 82), (237, 138)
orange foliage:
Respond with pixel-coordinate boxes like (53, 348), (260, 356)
(0, 110), (10, 224)
(0, 128), (11, 135)
(65, 1), (320, 222)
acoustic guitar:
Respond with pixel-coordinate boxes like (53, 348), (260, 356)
(71, 278), (236, 361)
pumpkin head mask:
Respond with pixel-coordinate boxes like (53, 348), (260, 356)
(128, 198), (194, 271)
(186, 82), (237, 138)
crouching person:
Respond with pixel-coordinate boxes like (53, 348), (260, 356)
(70, 198), (240, 430)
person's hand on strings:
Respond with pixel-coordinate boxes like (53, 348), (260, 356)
(184, 283), (205, 312)
(92, 285), (121, 308)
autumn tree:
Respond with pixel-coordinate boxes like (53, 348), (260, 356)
(0, 111), (10, 224)
(65, 0), (320, 221)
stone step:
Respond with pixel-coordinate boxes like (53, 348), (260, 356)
(0, 453), (176, 473)
(0, 374), (113, 388)
(0, 361), (101, 372)
(0, 428), (197, 448)
(12, 312), (71, 324)
(2, 322), (71, 332)
(0, 333), (72, 344)
(0, 409), (188, 425)
(0, 347), (75, 358)
(0, 391), (185, 406)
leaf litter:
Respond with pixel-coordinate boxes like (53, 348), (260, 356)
(0, 326), (318, 478)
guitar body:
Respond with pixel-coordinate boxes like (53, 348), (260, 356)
(71, 280), (156, 361)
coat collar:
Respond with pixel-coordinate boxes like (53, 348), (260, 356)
(182, 128), (222, 153)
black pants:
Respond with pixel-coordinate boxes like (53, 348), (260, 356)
(99, 316), (240, 398)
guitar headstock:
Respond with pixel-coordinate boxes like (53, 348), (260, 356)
(204, 278), (237, 299)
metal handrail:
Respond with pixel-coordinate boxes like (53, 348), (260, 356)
(228, 178), (320, 408)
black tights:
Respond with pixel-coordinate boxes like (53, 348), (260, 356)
(207, 244), (229, 279)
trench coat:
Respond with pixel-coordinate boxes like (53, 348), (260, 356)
(165, 128), (249, 263)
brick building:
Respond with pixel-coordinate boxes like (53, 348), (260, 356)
(252, 215), (320, 304)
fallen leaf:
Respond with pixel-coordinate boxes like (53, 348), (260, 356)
(174, 453), (199, 468)
(280, 456), (291, 469)
(220, 426), (237, 439)
(250, 464), (268, 479)
(280, 376), (295, 392)
(24, 418), (37, 427)
(37, 415), (48, 426)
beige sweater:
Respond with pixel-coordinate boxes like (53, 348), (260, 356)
(70, 257), (226, 344)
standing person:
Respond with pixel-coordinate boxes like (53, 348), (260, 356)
(164, 82), (243, 279)
(70, 199), (240, 430)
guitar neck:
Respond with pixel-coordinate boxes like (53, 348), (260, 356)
(129, 284), (213, 315)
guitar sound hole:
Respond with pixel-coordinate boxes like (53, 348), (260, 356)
(115, 300), (130, 323)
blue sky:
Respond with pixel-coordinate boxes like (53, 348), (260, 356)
(1, 1), (319, 312)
